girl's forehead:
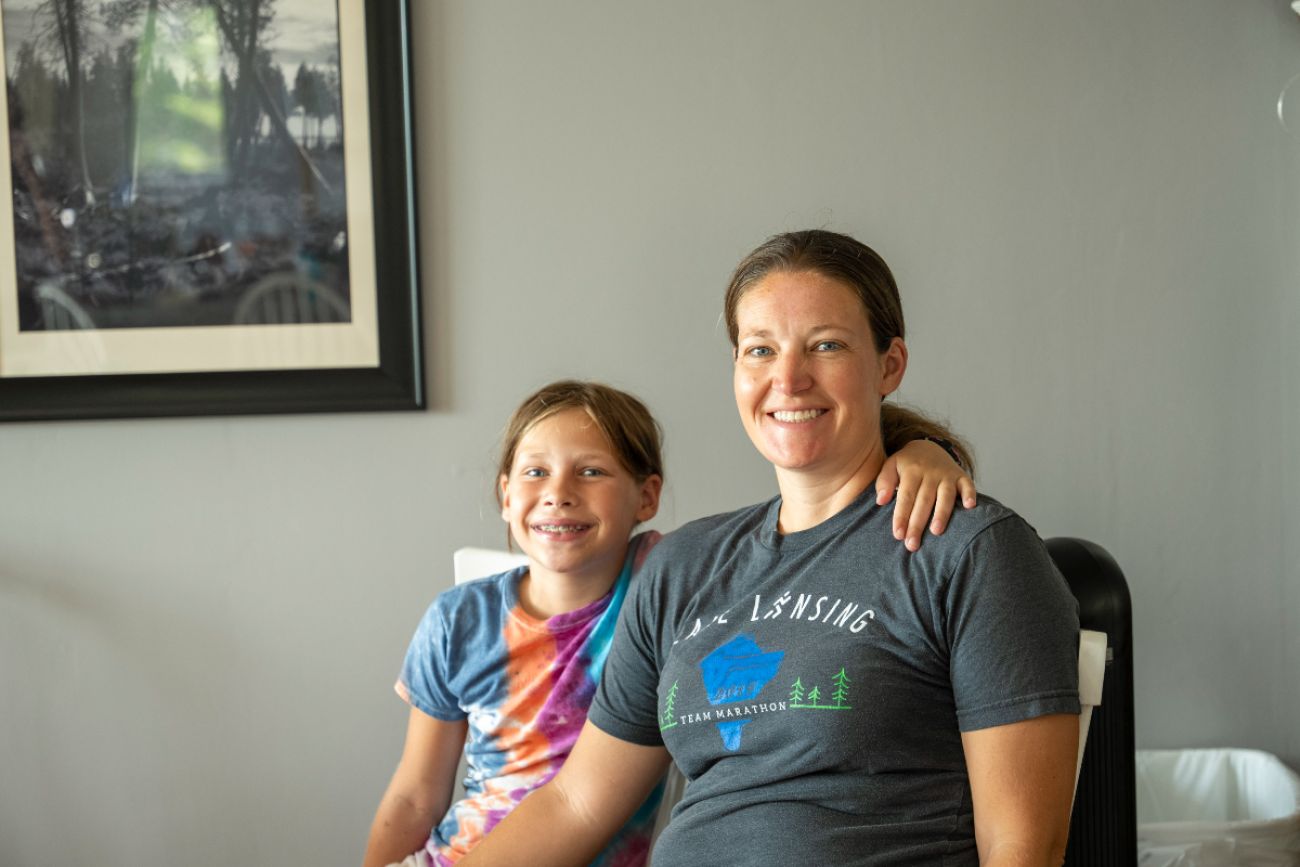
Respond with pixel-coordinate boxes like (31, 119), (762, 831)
(515, 407), (614, 454)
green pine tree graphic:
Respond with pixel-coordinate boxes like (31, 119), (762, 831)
(789, 677), (805, 706)
(831, 667), (852, 708)
(660, 680), (679, 730)
(791, 667), (853, 711)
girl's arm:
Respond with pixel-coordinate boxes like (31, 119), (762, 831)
(876, 439), (977, 551)
(458, 720), (670, 867)
(961, 713), (1079, 867)
(362, 707), (468, 867)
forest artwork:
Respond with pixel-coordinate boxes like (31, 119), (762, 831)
(2, 0), (352, 337)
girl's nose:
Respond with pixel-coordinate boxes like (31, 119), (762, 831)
(543, 475), (577, 507)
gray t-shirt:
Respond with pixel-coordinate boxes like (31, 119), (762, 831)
(588, 488), (1080, 866)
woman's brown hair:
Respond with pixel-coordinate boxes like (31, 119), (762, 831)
(724, 230), (974, 474)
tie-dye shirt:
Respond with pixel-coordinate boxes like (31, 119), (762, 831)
(395, 531), (662, 866)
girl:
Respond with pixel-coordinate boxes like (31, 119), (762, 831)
(363, 378), (971, 867)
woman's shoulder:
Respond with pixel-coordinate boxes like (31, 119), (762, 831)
(913, 493), (1068, 601)
(900, 492), (1051, 577)
(936, 491), (1029, 542)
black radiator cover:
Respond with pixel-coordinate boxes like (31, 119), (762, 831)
(1047, 537), (1137, 867)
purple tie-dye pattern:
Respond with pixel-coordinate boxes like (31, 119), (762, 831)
(481, 804), (514, 836)
(534, 617), (602, 762)
(405, 532), (662, 865)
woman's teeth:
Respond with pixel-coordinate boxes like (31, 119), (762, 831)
(772, 409), (825, 422)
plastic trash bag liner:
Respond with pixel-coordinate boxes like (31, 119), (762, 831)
(1138, 748), (1300, 867)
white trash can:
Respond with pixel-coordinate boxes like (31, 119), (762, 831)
(1138, 749), (1300, 867)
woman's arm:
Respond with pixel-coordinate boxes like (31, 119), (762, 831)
(876, 439), (977, 551)
(362, 707), (468, 867)
(961, 713), (1079, 867)
(458, 720), (670, 867)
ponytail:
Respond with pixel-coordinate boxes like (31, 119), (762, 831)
(881, 403), (975, 478)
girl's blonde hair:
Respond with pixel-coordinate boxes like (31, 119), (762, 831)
(496, 380), (665, 508)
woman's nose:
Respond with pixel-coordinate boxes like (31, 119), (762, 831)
(772, 351), (812, 394)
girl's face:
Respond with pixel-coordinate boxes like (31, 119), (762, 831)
(500, 407), (661, 587)
(732, 269), (907, 481)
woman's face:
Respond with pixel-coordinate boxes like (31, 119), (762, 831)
(732, 269), (907, 480)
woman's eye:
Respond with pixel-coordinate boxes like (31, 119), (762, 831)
(814, 340), (844, 352)
(743, 345), (773, 358)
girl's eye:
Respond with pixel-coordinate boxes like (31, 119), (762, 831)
(521, 468), (547, 478)
(580, 467), (608, 477)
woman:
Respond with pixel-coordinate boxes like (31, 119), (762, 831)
(460, 230), (1081, 866)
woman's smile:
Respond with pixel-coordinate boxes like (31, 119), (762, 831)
(732, 269), (906, 483)
(770, 408), (827, 423)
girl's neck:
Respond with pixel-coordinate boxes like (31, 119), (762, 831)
(517, 563), (621, 620)
(774, 445), (885, 534)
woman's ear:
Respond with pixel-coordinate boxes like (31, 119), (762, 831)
(879, 337), (908, 397)
(636, 474), (664, 523)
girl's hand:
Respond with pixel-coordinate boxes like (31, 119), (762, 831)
(875, 440), (977, 552)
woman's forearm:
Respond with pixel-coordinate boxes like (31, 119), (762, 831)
(456, 779), (613, 867)
(461, 721), (670, 866)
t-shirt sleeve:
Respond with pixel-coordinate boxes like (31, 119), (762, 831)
(587, 546), (670, 747)
(944, 515), (1081, 731)
(395, 596), (466, 722)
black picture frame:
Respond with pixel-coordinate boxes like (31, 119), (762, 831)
(0, 0), (422, 422)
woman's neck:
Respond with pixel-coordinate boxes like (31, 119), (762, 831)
(774, 445), (886, 534)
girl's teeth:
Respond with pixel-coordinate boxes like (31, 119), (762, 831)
(773, 409), (824, 422)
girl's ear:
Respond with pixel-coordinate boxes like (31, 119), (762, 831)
(635, 474), (664, 523)
(879, 337), (908, 397)
(499, 474), (512, 522)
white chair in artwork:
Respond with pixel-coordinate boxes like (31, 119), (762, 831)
(232, 272), (350, 324)
(451, 546), (1109, 838)
(35, 278), (96, 330)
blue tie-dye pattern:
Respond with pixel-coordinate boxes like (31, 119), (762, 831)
(398, 534), (661, 865)
(583, 546), (637, 681)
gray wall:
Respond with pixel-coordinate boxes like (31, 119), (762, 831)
(3, 1), (1298, 863)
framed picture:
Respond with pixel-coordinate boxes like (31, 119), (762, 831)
(0, 0), (422, 421)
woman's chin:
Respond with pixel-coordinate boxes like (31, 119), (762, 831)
(761, 447), (828, 474)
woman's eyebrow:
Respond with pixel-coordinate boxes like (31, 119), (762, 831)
(740, 324), (851, 337)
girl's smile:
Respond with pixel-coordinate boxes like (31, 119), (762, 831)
(499, 407), (661, 616)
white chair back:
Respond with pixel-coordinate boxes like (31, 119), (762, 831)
(1076, 629), (1107, 783)
(452, 547), (527, 585)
